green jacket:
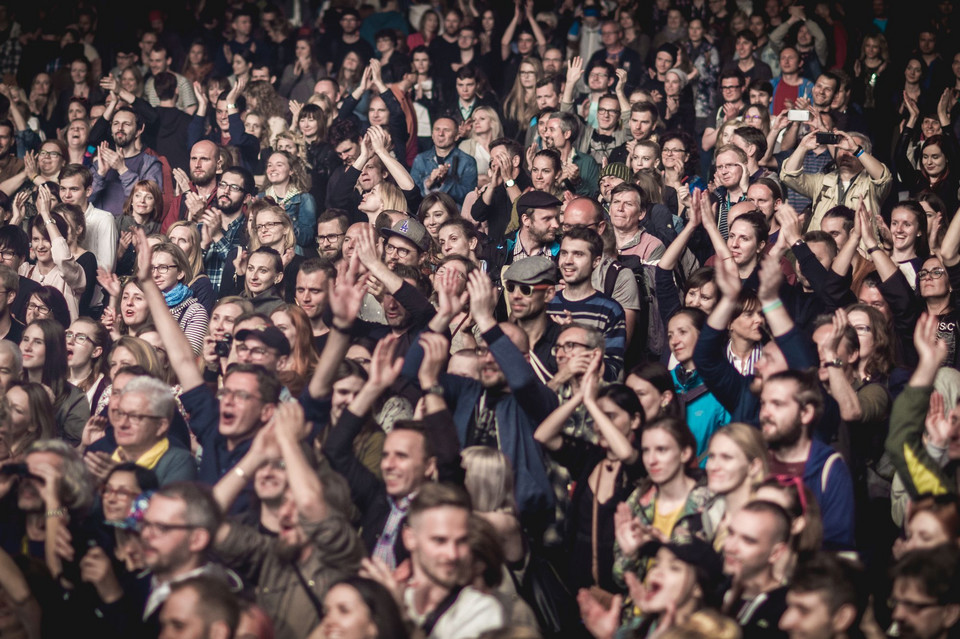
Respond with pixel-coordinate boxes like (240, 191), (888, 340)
(885, 385), (955, 498)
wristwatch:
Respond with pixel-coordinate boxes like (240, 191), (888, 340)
(423, 384), (444, 396)
(823, 358), (843, 369)
(504, 179), (516, 188)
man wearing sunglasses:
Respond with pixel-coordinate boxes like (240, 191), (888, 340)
(502, 256), (561, 384)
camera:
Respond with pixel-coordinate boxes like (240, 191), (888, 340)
(815, 132), (841, 145)
(0, 463), (41, 481)
(215, 334), (233, 358)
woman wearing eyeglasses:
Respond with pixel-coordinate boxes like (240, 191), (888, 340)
(66, 317), (112, 410)
(101, 463), (158, 571)
(20, 319), (90, 445)
(0, 381), (56, 462)
(219, 204), (302, 307)
(24, 286), (71, 328)
(260, 150), (317, 252)
(535, 352), (647, 593)
(150, 243), (209, 356)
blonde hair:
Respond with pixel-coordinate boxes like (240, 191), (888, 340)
(248, 204), (296, 253)
(153, 242), (194, 283)
(711, 422), (769, 485)
(470, 106), (504, 141)
(166, 221), (203, 279)
(461, 446), (518, 514)
(378, 181), (408, 214)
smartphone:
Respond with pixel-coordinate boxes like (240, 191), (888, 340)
(787, 109), (811, 122)
(816, 132), (841, 145)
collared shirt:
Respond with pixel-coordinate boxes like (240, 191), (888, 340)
(203, 214), (248, 293)
(511, 236), (551, 261)
(372, 494), (412, 570)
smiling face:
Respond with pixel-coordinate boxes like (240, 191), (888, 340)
(715, 150), (744, 188)
(685, 281), (717, 313)
(209, 302), (242, 341)
(319, 584), (377, 639)
(558, 237), (598, 287)
(255, 210), (287, 249)
(706, 432), (755, 494)
(30, 228), (51, 266)
(102, 469), (141, 522)
(404, 505), (470, 589)
(381, 428), (432, 498)
(921, 142), (947, 179)
(265, 153), (291, 186)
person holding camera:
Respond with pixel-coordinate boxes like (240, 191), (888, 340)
(779, 128), (891, 232)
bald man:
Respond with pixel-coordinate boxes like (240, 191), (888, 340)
(165, 140), (222, 231)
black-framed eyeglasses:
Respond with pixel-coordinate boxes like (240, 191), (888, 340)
(27, 302), (50, 316)
(236, 343), (273, 357)
(38, 150), (62, 158)
(102, 485), (140, 499)
(384, 243), (412, 258)
(151, 264), (178, 275)
(918, 268), (946, 280)
(505, 282), (553, 296)
(255, 221), (283, 232)
(135, 519), (197, 535)
(217, 388), (262, 402)
(551, 341), (592, 356)
(218, 182), (245, 194)
(317, 233), (345, 244)
(887, 597), (942, 614)
(0, 250), (17, 260)
(597, 108), (621, 116)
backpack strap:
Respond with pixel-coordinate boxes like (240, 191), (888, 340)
(603, 260), (623, 298)
(821, 452), (843, 493)
(421, 586), (464, 636)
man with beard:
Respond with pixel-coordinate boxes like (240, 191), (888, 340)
(402, 270), (557, 520)
(0, 120), (22, 183)
(722, 500), (792, 639)
(607, 102), (660, 166)
(159, 576), (239, 639)
(200, 166), (253, 293)
(392, 484), (504, 638)
(167, 141), (221, 231)
(889, 545), (960, 639)
(214, 402), (364, 639)
(780, 129), (891, 232)
(546, 227), (626, 381)
(501, 256), (561, 384)
(507, 191), (561, 264)
(90, 106), (163, 217)
(315, 209), (349, 261)
(759, 369), (855, 551)
(543, 111), (599, 198)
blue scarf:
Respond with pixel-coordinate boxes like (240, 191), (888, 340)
(163, 282), (192, 307)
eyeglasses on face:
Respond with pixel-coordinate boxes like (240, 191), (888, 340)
(597, 108), (621, 116)
(102, 485), (140, 499)
(135, 519), (196, 535)
(65, 331), (95, 345)
(505, 282), (552, 296)
(27, 302), (50, 316)
(216, 388), (261, 402)
(38, 150), (62, 158)
(114, 410), (163, 426)
(256, 221), (284, 232)
(551, 341), (591, 356)
(887, 597), (942, 615)
(918, 268), (946, 280)
(236, 343), (273, 357)
(384, 243), (413, 258)
(151, 264), (178, 275)
(435, 267), (466, 281)
(218, 182), (245, 194)
(317, 233), (345, 244)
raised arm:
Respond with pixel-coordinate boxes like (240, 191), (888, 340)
(659, 188), (703, 270)
(501, 5), (521, 61)
(355, 223), (404, 293)
(820, 309), (863, 421)
(832, 204), (863, 275)
(940, 203), (960, 267)
(582, 352), (638, 463)
(562, 57), (584, 107)
(534, 389), (584, 451)
(132, 228), (204, 391)
(706, 245), (742, 330)
(307, 253), (366, 398)
(757, 240), (796, 337)
(213, 423), (278, 515)
(274, 402), (328, 523)
(858, 202), (899, 281)
(368, 125), (414, 190)
(345, 334), (404, 419)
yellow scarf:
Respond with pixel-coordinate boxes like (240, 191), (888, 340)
(111, 438), (170, 470)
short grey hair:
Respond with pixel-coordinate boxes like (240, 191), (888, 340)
(121, 375), (175, 421)
(849, 132), (872, 155)
(26, 439), (95, 514)
(560, 322), (606, 352)
(0, 339), (22, 378)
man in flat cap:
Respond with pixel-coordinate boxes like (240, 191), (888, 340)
(502, 256), (563, 383)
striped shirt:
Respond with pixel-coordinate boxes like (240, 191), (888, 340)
(546, 291), (627, 380)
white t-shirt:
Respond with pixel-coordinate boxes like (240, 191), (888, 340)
(405, 586), (505, 639)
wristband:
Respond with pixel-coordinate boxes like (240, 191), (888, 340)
(854, 146), (864, 158)
(762, 300), (783, 313)
(46, 507), (66, 518)
(866, 246), (883, 254)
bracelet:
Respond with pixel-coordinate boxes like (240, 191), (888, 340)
(854, 146), (864, 158)
(866, 246), (883, 254)
(762, 299), (783, 313)
(46, 507), (66, 518)
(45, 220), (56, 226)
(233, 466), (246, 480)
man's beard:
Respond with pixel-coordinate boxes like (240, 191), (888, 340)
(217, 196), (244, 215)
(763, 417), (804, 451)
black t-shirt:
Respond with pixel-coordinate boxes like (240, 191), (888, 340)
(732, 586), (789, 639)
(327, 37), (374, 71)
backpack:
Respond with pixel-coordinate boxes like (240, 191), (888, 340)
(605, 255), (667, 359)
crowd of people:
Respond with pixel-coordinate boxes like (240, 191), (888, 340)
(3, 0), (960, 639)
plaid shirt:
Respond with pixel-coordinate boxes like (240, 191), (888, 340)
(203, 214), (247, 293)
(372, 494), (412, 571)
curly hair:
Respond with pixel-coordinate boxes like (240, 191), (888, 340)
(266, 150), (311, 192)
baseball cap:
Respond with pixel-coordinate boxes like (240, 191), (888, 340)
(235, 327), (292, 357)
(380, 217), (431, 253)
(640, 535), (724, 604)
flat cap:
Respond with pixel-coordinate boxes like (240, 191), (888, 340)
(503, 256), (558, 285)
(517, 190), (562, 216)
